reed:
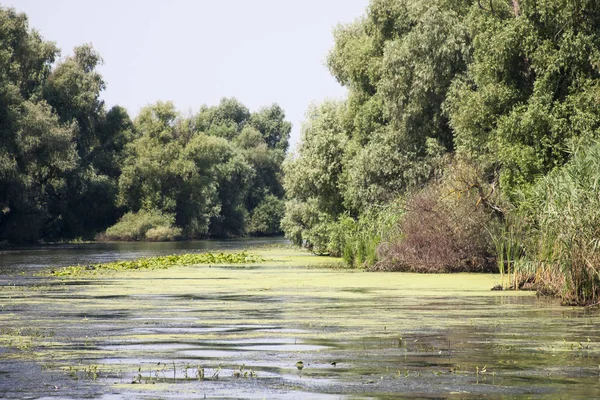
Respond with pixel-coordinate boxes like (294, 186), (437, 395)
(514, 140), (600, 304)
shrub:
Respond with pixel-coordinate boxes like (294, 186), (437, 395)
(145, 226), (182, 241)
(102, 209), (180, 241)
(246, 195), (284, 236)
(282, 196), (402, 263)
(281, 198), (337, 255)
(333, 202), (404, 267)
(376, 160), (498, 272)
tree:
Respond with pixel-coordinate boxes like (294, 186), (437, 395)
(446, 0), (600, 195)
(44, 44), (105, 159)
(249, 104), (292, 151)
(284, 0), (472, 252)
(0, 7), (79, 242)
(118, 101), (259, 238)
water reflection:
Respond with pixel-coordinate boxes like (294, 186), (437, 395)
(0, 237), (288, 274)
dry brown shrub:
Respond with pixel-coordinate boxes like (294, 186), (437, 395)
(374, 161), (499, 273)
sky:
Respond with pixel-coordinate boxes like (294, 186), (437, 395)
(7, 0), (369, 149)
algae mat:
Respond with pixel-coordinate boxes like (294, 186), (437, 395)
(1, 247), (599, 399)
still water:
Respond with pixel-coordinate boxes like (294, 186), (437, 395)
(1, 242), (600, 399)
(0, 237), (289, 274)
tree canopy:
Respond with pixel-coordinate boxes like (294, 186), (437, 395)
(283, 0), (600, 305)
(0, 7), (291, 242)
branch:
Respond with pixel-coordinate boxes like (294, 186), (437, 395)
(512, 0), (520, 16)
(477, 0), (489, 11)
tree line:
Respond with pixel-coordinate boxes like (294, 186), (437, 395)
(283, 0), (600, 304)
(3, 1), (600, 304)
(0, 7), (290, 242)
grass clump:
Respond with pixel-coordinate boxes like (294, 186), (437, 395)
(101, 209), (181, 241)
(45, 251), (265, 277)
(331, 204), (403, 268)
(511, 141), (600, 305)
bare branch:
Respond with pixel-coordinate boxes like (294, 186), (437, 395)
(512, 0), (520, 16)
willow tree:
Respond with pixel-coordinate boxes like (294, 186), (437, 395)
(283, 0), (473, 252)
(446, 0), (600, 195)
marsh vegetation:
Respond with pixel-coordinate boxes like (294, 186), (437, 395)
(2, 1), (600, 303)
(1, 245), (600, 398)
(2, 0), (600, 396)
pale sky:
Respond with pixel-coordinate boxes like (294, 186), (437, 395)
(7, 0), (369, 149)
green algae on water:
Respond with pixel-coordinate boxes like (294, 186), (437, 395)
(42, 251), (265, 277)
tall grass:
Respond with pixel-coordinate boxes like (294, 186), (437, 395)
(334, 200), (404, 268)
(488, 223), (526, 289)
(514, 141), (600, 305)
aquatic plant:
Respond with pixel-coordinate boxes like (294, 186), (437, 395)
(44, 251), (265, 277)
(513, 141), (600, 305)
(488, 222), (526, 289)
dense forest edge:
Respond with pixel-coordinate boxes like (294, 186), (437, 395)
(282, 0), (600, 305)
(0, 7), (290, 243)
(2, 0), (600, 305)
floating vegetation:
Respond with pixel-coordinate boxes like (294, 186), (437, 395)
(43, 251), (265, 277)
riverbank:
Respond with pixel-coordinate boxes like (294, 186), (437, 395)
(1, 246), (599, 398)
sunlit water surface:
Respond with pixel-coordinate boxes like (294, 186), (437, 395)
(0, 241), (599, 399)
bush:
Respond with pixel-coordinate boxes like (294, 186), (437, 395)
(102, 209), (181, 241)
(144, 226), (182, 241)
(282, 196), (402, 263)
(332, 203), (404, 267)
(246, 195), (284, 236)
(281, 198), (337, 255)
(376, 160), (498, 272)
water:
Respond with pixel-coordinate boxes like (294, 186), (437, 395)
(0, 237), (289, 274)
(1, 244), (600, 399)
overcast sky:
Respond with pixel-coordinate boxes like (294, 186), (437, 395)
(7, 0), (369, 148)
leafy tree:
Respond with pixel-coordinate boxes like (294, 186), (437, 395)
(249, 104), (292, 151)
(117, 100), (289, 239)
(247, 194), (285, 236)
(195, 97), (250, 140)
(284, 0), (472, 252)
(44, 44), (105, 159)
(446, 0), (600, 195)
(0, 6), (290, 242)
(0, 7), (79, 242)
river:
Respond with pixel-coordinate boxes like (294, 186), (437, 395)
(0, 237), (289, 274)
(1, 241), (600, 399)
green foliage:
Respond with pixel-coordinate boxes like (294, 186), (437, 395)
(43, 44), (105, 159)
(283, 0), (600, 311)
(0, 6), (291, 242)
(246, 194), (284, 236)
(117, 99), (289, 239)
(144, 226), (181, 242)
(284, 0), (468, 255)
(249, 104), (292, 151)
(334, 201), (404, 267)
(0, 8), (135, 242)
(512, 141), (600, 304)
(46, 251), (265, 277)
(103, 209), (180, 242)
(446, 0), (600, 195)
(284, 101), (348, 217)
